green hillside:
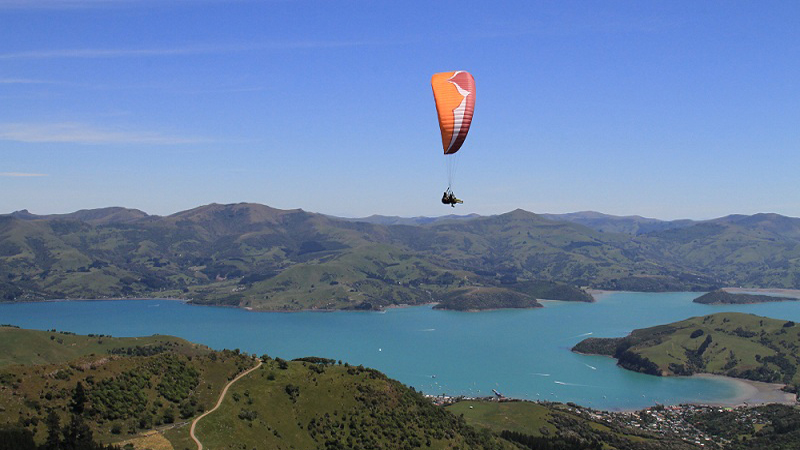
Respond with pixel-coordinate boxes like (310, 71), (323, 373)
(573, 312), (800, 387)
(447, 400), (695, 450)
(690, 404), (800, 450)
(180, 360), (514, 450)
(693, 289), (797, 304)
(0, 327), (252, 444)
(0, 327), (516, 450)
(3, 203), (800, 310)
(5, 326), (800, 450)
(433, 286), (541, 311)
(540, 211), (695, 235)
(0, 326), (199, 367)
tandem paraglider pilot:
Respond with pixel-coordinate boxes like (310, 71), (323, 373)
(431, 70), (475, 209)
(441, 189), (463, 207)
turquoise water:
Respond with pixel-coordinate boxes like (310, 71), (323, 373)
(2, 292), (799, 410)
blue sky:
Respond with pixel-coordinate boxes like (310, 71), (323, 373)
(2, 0), (798, 219)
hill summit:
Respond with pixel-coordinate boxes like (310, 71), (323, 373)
(2, 203), (800, 310)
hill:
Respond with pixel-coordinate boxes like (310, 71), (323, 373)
(0, 327), (517, 450)
(0, 327), (253, 446)
(541, 211), (695, 235)
(180, 360), (515, 450)
(449, 399), (800, 450)
(572, 312), (800, 388)
(447, 400), (697, 450)
(0, 326), (200, 367)
(433, 287), (542, 311)
(338, 213), (481, 226)
(693, 290), (797, 304)
(6, 327), (800, 450)
(3, 203), (800, 310)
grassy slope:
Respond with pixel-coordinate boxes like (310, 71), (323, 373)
(447, 400), (557, 435)
(0, 327), (253, 444)
(5, 203), (800, 310)
(693, 290), (797, 304)
(433, 286), (541, 311)
(576, 313), (800, 385)
(0, 327), (515, 450)
(446, 400), (690, 450)
(0, 326), (193, 367)
(177, 360), (515, 450)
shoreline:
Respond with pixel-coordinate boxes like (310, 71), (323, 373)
(568, 353), (797, 409)
(586, 289), (615, 301)
(722, 287), (800, 299)
(688, 373), (797, 407)
(0, 296), (189, 305)
(7, 287), (799, 311)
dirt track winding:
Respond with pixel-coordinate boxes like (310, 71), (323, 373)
(190, 359), (263, 450)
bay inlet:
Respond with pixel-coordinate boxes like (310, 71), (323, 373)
(2, 291), (799, 410)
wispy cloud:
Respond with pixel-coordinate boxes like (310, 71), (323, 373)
(0, 123), (206, 144)
(0, 40), (366, 60)
(0, 78), (58, 84)
(0, 0), (109, 8)
(0, 172), (48, 177)
(0, 0), (246, 10)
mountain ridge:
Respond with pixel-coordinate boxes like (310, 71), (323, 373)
(2, 203), (800, 310)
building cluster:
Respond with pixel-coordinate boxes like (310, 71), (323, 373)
(567, 403), (767, 447)
(427, 394), (771, 447)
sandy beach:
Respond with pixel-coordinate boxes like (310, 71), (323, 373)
(690, 373), (797, 407)
(585, 289), (617, 301)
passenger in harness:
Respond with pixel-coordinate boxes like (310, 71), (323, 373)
(441, 189), (463, 207)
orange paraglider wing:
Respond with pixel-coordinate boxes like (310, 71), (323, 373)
(431, 71), (475, 155)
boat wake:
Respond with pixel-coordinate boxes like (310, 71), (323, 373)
(554, 380), (591, 387)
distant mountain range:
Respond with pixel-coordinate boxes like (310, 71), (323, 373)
(540, 211), (697, 235)
(2, 203), (800, 310)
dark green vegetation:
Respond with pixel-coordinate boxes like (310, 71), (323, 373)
(694, 289), (797, 304)
(0, 412), (122, 450)
(432, 280), (594, 311)
(452, 400), (800, 450)
(0, 326), (191, 367)
(691, 404), (800, 450)
(0, 327), (519, 450)
(185, 360), (515, 450)
(447, 400), (696, 450)
(573, 312), (800, 388)
(6, 327), (800, 450)
(433, 287), (542, 311)
(3, 204), (800, 310)
(0, 326), (253, 445)
(540, 211), (696, 235)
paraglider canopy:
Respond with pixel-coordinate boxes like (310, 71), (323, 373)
(432, 71), (475, 206)
(431, 71), (476, 155)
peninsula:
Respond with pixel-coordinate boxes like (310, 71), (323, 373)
(572, 312), (800, 397)
(693, 289), (798, 304)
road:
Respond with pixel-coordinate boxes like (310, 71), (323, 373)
(189, 359), (263, 450)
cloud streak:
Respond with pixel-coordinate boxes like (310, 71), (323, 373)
(0, 40), (367, 60)
(0, 0), (250, 10)
(0, 172), (48, 177)
(0, 78), (58, 84)
(0, 0), (114, 8)
(0, 123), (206, 145)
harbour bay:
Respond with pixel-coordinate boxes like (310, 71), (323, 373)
(2, 291), (799, 410)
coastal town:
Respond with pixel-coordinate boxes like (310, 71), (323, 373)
(428, 392), (795, 448)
